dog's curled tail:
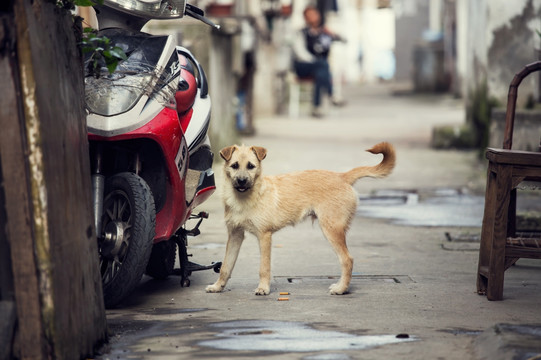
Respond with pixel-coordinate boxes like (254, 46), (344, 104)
(341, 142), (396, 185)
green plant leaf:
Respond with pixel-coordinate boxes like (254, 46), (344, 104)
(106, 59), (119, 74)
(73, 0), (97, 6)
(87, 37), (103, 44)
(81, 46), (95, 53)
(109, 47), (127, 60)
(81, 31), (125, 75)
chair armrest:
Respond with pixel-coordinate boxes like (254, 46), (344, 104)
(486, 148), (541, 166)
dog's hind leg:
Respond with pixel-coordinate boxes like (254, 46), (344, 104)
(255, 231), (272, 295)
(319, 219), (353, 295)
(206, 227), (244, 293)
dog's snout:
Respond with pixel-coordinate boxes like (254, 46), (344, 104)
(233, 176), (251, 193)
(237, 178), (248, 186)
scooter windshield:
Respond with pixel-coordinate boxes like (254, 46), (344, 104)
(85, 30), (169, 116)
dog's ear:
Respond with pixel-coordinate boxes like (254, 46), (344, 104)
(220, 145), (237, 162)
(251, 146), (267, 161)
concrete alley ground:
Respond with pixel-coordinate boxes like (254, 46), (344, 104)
(97, 83), (541, 360)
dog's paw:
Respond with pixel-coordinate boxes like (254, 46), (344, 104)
(206, 284), (224, 293)
(254, 287), (270, 296)
(329, 283), (348, 295)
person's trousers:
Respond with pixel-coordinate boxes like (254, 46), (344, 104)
(293, 59), (333, 107)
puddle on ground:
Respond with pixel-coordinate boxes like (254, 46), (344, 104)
(357, 188), (484, 227)
(198, 320), (414, 352)
(476, 323), (541, 359)
(438, 328), (483, 336)
(303, 354), (354, 360)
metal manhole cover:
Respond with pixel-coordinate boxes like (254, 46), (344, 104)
(274, 275), (414, 284)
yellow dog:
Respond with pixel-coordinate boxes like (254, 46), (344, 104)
(206, 142), (396, 295)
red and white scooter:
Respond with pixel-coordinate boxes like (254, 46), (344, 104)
(85, 0), (221, 308)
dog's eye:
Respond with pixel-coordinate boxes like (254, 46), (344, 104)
(231, 162), (239, 170)
(247, 162), (255, 170)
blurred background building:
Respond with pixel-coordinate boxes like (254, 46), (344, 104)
(79, 0), (541, 151)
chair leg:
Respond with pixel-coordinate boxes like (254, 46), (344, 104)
(486, 164), (513, 301)
(289, 81), (300, 118)
(507, 188), (517, 237)
(478, 164), (497, 295)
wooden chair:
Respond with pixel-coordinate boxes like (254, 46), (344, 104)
(477, 61), (541, 301)
(288, 73), (314, 118)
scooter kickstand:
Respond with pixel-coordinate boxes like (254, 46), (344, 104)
(174, 231), (192, 287)
(173, 212), (222, 287)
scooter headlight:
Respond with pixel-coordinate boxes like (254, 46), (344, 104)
(85, 73), (154, 116)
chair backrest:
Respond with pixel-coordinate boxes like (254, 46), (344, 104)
(503, 61), (541, 150)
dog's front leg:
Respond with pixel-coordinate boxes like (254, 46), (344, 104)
(206, 227), (244, 293)
(255, 232), (272, 295)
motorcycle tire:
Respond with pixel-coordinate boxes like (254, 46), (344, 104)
(145, 239), (176, 279)
(99, 172), (155, 308)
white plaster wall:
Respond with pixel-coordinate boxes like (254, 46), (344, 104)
(358, 3), (395, 83)
(394, 0), (430, 82)
(486, 1), (535, 47)
(464, 0), (488, 89)
(457, 0), (541, 106)
(327, 0), (363, 84)
(486, 0), (541, 105)
(455, 0), (468, 98)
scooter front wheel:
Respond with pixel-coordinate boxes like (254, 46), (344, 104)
(99, 172), (155, 308)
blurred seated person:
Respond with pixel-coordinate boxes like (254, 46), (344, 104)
(292, 5), (344, 117)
